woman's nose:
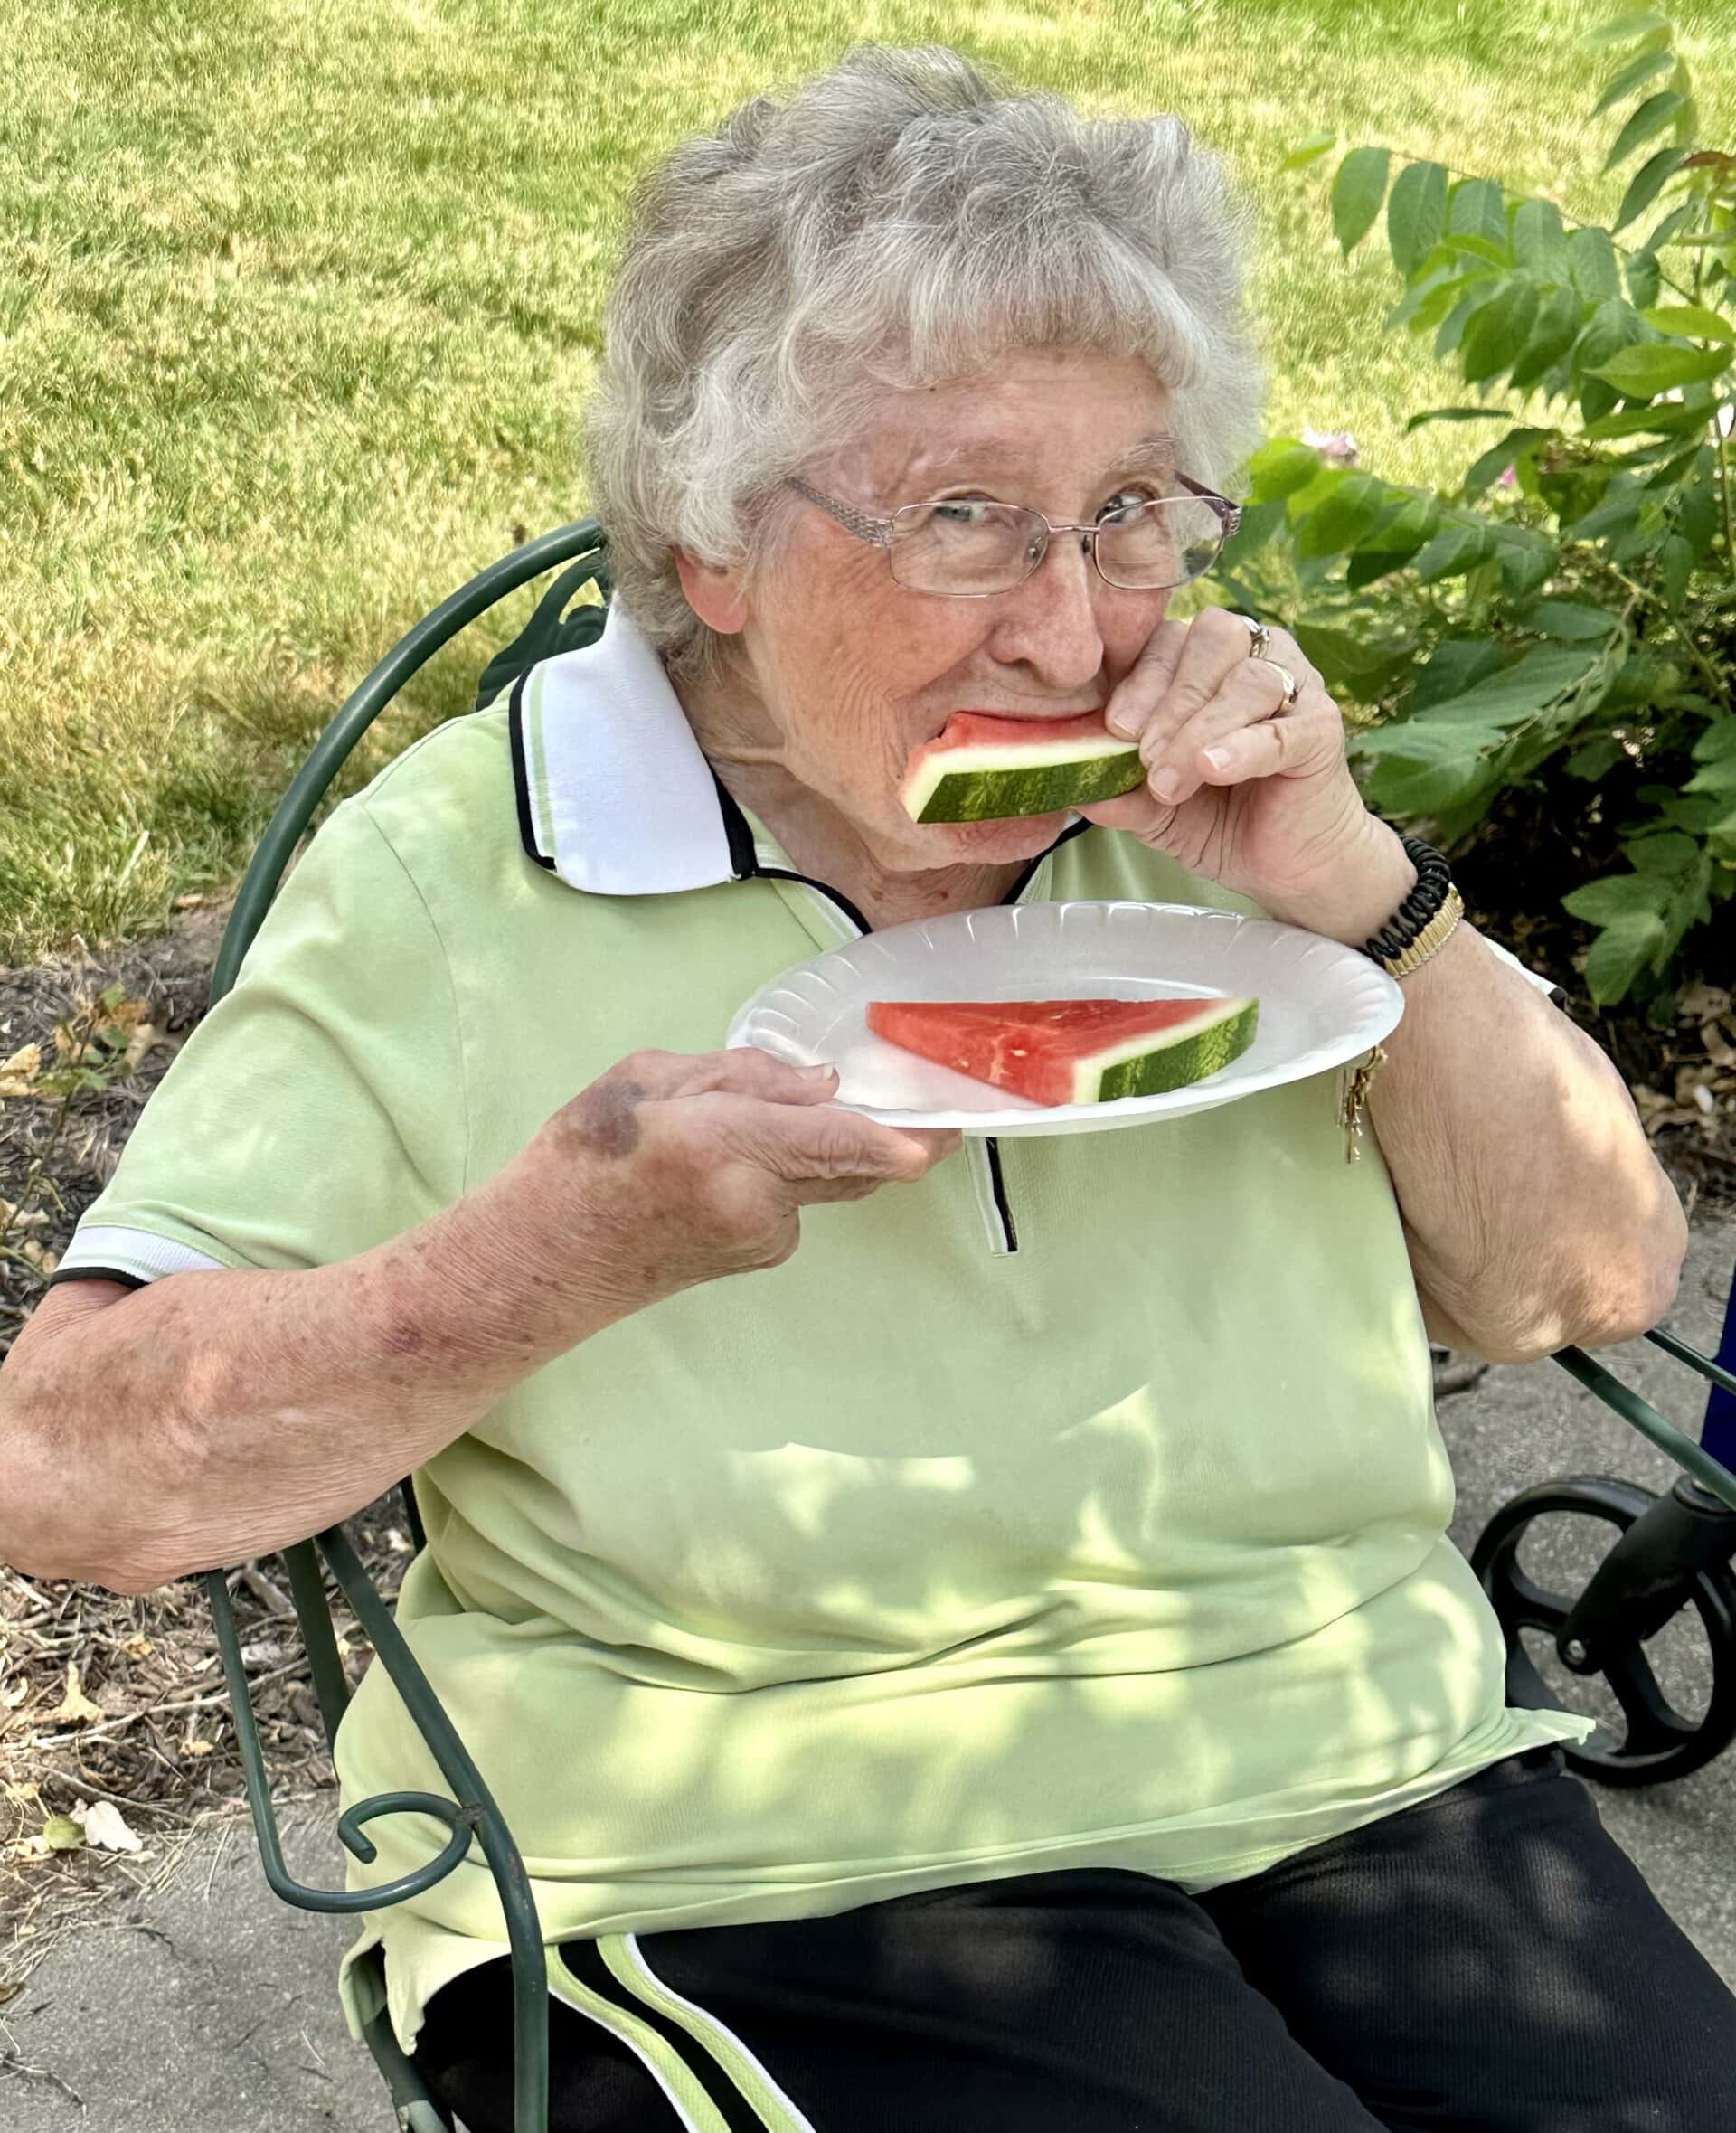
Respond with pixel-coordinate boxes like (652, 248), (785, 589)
(983, 529), (1109, 688)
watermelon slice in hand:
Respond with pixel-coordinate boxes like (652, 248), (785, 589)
(901, 712), (1144, 824)
(866, 996), (1260, 1106)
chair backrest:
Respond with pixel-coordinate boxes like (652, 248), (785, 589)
(211, 520), (609, 1005)
(202, 525), (611, 2133)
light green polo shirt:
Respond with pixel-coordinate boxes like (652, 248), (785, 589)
(58, 608), (1588, 2052)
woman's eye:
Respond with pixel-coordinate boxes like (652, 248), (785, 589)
(931, 500), (994, 527)
(1097, 488), (1157, 525)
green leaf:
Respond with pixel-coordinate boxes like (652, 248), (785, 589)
(1518, 288), (1595, 392)
(1583, 912), (1669, 1003)
(1216, 498), (1286, 565)
(1283, 130), (1337, 169)
(1512, 198), (1571, 282)
(42, 1814), (87, 1852)
(1464, 428), (1545, 499)
(1625, 831), (1702, 876)
(1640, 303), (1736, 344)
(1605, 90), (1685, 170)
(1566, 736), (1625, 778)
(1563, 873), (1665, 924)
(1627, 250), (1662, 310)
(1581, 11), (1668, 48)
(1592, 43), (1676, 112)
(1614, 146), (1687, 232)
(1568, 225), (1623, 299)
(1510, 287), (1589, 390)
(1410, 637), (1505, 710)
(1333, 146), (1392, 254)
(1581, 398), (1712, 439)
(1443, 233), (1512, 269)
(1693, 719), (1736, 765)
(1434, 293), (1486, 361)
(1401, 407), (1514, 430)
(1290, 621), (1413, 697)
(1417, 646), (1599, 727)
(1387, 160), (1450, 278)
(1247, 438), (1323, 502)
(1590, 342), (1734, 393)
(1294, 472), (1387, 558)
(1461, 281), (1540, 383)
(1410, 522), (1493, 581)
(1566, 493), (1644, 541)
(1524, 599), (1621, 639)
(1643, 201), (1700, 251)
(1686, 754), (1736, 797)
(1353, 720), (1507, 816)
(1659, 532), (1694, 606)
(1493, 527), (1560, 598)
(1680, 449), (1719, 557)
(1448, 178), (1507, 248)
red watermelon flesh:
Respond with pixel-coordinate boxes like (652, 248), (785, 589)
(866, 996), (1260, 1106)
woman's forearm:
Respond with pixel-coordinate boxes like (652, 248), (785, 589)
(1270, 819), (1687, 1364)
(1364, 920), (1687, 1361)
(0, 1165), (617, 1593)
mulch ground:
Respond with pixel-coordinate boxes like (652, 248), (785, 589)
(0, 901), (406, 2005)
(0, 896), (1731, 2007)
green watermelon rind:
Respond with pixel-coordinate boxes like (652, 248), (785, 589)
(910, 745), (1145, 824)
(1085, 998), (1259, 1103)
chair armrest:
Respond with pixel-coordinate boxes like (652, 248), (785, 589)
(205, 1521), (549, 2133)
(1551, 1335), (1736, 1511)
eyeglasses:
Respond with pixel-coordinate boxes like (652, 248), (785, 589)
(785, 474), (1241, 598)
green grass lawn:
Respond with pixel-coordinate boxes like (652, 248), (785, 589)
(4, 0), (1733, 958)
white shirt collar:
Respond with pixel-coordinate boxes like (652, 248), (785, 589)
(510, 601), (744, 896)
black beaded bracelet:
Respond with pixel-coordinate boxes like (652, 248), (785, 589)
(1363, 835), (1454, 963)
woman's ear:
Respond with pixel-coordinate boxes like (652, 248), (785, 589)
(673, 551), (750, 635)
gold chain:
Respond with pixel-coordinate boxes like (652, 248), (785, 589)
(1339, 1043), (1389, 1163)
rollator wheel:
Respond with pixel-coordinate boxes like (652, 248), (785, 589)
(1471, 1476), (1736, 1788)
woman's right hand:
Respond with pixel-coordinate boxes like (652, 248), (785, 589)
(505, 1048), (960, 1316)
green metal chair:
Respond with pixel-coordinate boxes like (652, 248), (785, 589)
(196, 523), (1736, 2133)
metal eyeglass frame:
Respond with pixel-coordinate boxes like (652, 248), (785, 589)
(784, 473), (1241, 596)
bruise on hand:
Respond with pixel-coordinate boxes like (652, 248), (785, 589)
(560, 1078), (646, 1159)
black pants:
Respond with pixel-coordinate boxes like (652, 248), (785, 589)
(417, 1750), (1736, 2132)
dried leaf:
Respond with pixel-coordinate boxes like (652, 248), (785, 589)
(42, 1815), (86, 1852)
(0, 1042), (41, 1081)
(1678, 983), (1731, 1022)
(71, 1798), (143, 1854)
(1702, 1020), (1736, 1070)
(0, 1981), (22, 2006)
(122, 1634), (155, 1662)
(46, 1663), (104, 1726)
(1, 1678), (28, 1710)
(182, 1739), (215, 1758)
(122, 1021), (159, 1072)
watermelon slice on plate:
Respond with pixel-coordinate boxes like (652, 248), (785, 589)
(901, 712), (1143, 824)
(865, 996), (1259, 1106)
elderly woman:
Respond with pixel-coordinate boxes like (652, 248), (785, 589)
(4, 42), (1732, 2133)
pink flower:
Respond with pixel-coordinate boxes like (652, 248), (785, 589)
(1302, 427), (1360, 467)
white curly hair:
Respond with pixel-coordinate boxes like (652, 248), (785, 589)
(584, 43), (1264, 680)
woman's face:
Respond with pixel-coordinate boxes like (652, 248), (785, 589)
(680, 346), (1180, 873)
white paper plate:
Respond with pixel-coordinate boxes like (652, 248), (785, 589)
(724, 900), (1403, 1136)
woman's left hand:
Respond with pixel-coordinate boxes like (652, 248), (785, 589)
(1079, 608), (1413, 946)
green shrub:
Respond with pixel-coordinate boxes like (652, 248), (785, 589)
(1216, 7), (1734, 1017)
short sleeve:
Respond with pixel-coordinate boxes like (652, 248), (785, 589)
(53, 798), (467, 1289)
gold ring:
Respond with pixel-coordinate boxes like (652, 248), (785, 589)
(1251, 656), (1300, 709)
(1231, 612), (1271, 662)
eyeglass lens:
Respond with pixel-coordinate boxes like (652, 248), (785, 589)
(886, 496), (1224, 595)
